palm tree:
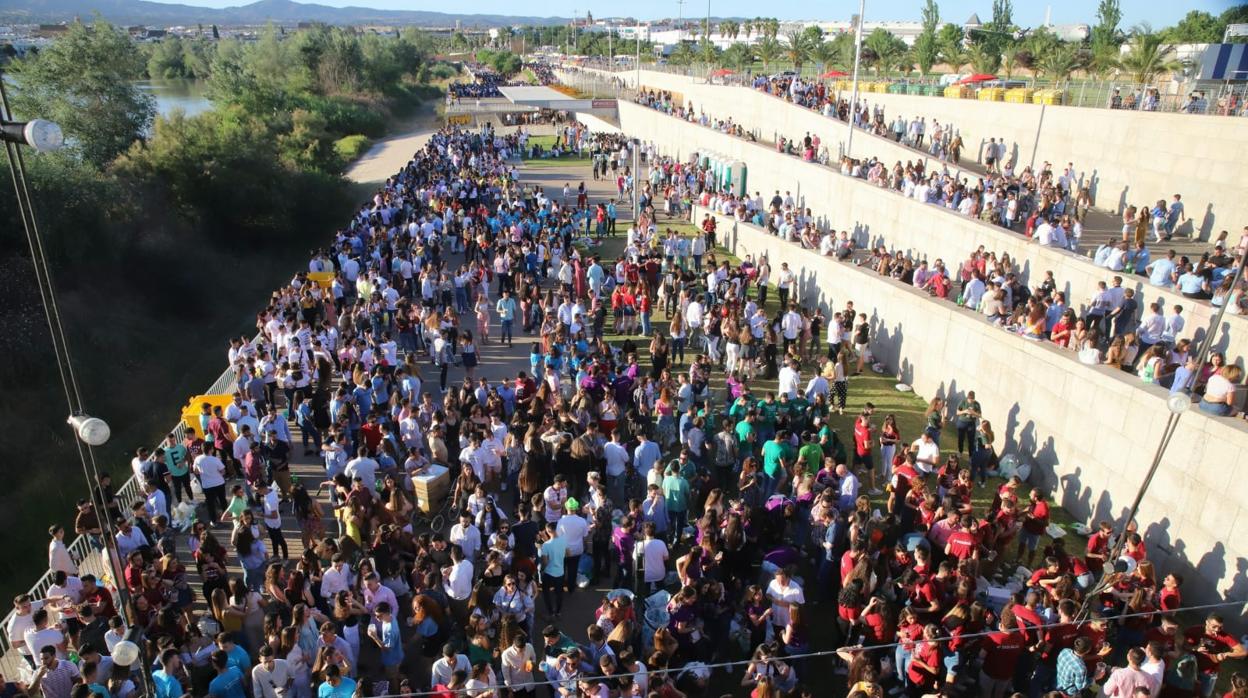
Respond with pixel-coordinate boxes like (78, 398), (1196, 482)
(669, 42), (695, 66)
(967, 43), (1002, 74)
(720, 20), (740, 41)
(808, 37), (837, 76)
(1085, 43), (1120, 79)
(699, 38), (719, 66)
(742, 21), (753, 40)
(755, 36), (783, 71)
(1118, 25), (1182, 84)
(864, 28), (903, 77)
(784, 29), (809, 74)
(941, 44), (969, 74)
(721, 42), (753, 70)
(1037, 43), (1082, 82)
(1001, 44), (1022, 78)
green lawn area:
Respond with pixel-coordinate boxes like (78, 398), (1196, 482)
(586, 226), (1085, 565)
(520, 134), (593, 167)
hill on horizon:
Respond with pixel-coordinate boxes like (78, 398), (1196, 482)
(1, 0), (569, 27)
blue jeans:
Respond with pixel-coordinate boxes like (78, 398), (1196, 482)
(640, 312), (651, 336)
(501, 319), (514, 344)
(1199, 399), (1231, 416)
(895, 645), (912, 688)
(667, 510), (685, 541)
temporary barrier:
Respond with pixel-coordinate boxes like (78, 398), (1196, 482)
(181, 394), (238, 436)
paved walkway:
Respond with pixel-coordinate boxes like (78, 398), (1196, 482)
(178, 132), (623, 687)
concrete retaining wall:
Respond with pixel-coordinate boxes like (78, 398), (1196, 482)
(618, 100), (1248, 366)
(700, 204), (1248, 610)
(578, 67), (1248, 240)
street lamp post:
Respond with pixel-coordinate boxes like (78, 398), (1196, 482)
(845, 0), (867, 158)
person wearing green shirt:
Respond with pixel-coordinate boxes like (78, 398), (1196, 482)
(797, 432), (824, 476)
(735, 412), (757, 458)
(761, 432), (791, 494)
(786, 394), (810, 432)
(161, 433), (192, 505)
(727, 396), (751, 423)
(661, 466), (690, 534)
(222, 484), (248, 524)
(755, 393), (780, 440)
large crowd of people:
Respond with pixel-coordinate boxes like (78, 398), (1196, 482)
(6, 116), (1248, 698)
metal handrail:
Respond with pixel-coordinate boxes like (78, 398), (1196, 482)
(0, 336), (253, 675)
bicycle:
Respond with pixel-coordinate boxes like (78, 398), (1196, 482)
(411, 490), (456, 534)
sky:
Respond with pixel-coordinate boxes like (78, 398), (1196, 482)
(157, 0), (1240, 29)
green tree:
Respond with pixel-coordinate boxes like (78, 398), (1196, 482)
(721, 42), (753, 70)
(9, 19), (154, 168)
(761, 18), (781, 42)
(698, 38), (719, 65)
(1090, 0), (1122, 49)
(1160, 10), (1224, 43)
(755, 36), (782, 71)
(967, 42), (1001, 74)
(937, 23), (968, 73)
(828, 32), (855, 71)
(720, 20), (740, 40)
(808, 37), (837, 75)
(864, 28), (905, 77)
(1119, 25), (1183, 83)
(783, 29), (810, 73)
(668, 42), (695, 66)
(1036, 42), (1081, 81)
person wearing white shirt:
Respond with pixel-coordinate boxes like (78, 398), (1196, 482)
(1163, 306), (1185, 343)
(777, 360), (801, 399)
(911, 433), (942, 473)
(344, 449), (379, 492)
(501, 636), (537, 692)
(640, 523), (669, 592)
(47, 526), (77, 576)
(1137, 303), (1166, 348)
(450, 512), (483, 560)
(780, 309), (802, 353)
(113, 520), (149, 560)
(765, 568), (805, 632)
(431, 649), (472, 688)
(963, 275), (987, 310)
(320, 557), (353, 598)
(442, 547), (474, 602)
(556, 510), (589, 560)
(251, 648), (293, 698)
(836, 464), (860, 511)
(804, 374), (830, 401)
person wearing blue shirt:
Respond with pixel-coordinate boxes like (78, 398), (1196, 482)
(634, 433), (661, 474)
(317, 665), (357, 697)
(1146, 252), (1177, 287)
(1176, 270), (1209, 299)
(151, 649), (185, 698)
(539, 522), (568, 617)
(208, 650), (247, 698)
(368, 602), (404, 687)
(496, 290), (518, 347)
(215, 634), (252, 674)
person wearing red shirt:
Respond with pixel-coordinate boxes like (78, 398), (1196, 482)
(979, 606), (1026, 698)
(852, 412), (874, 472)
(858, 596), (893, 646)
(1159, 573), (1183, 612)
(1183, 613), (1246, 696)
(907, 625), (943, 693)
(1085, 521), (1113, 575)
(1032, 600), (1081, 695)
(894, 607), (923, 691)
(946, 514), (980, 563)
(1016, 489), (1050, 567)
(1079, 613), (1113, 673)
(1145, 616), (1180, 659)
(888, 452), (919, 520)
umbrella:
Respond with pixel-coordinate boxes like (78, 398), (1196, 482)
(709, 68), (735, 78)
(958, 73), (997, 84)
(821, 70), (849, 78)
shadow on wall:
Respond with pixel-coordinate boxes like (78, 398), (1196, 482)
(717, 209), (1248, 618)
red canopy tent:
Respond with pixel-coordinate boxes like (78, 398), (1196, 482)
(709, 68), (735, 78)
(958, 73), (998, 84)
(821, 70), (849, 78)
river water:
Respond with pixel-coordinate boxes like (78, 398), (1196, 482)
(134, 79), (213, 118)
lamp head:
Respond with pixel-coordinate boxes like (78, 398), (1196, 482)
(67, 414), (110, 446)
(1, 119), (64, 152)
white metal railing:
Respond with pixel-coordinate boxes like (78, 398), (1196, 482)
(0, 339), (251, 676)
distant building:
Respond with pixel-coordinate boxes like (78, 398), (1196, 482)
(32, 24), (69, 39)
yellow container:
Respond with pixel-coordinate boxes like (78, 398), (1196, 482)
(1004, 88), (1034, 103)
(307, 271), (334, 290)
(978, 87), (1004, 101)
(182, 394), (238, 436)
(944, 85), (971, 99)
(1032, 89), (1066, 105)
